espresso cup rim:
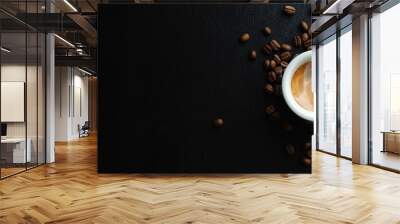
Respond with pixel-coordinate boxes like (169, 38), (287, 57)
(282, 50), (314, 122)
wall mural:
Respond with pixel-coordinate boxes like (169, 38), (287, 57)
(98, 3), (313, 173)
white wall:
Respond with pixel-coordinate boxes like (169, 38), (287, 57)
(55, 66), (89, 141)
(1, 64), (46, 164)
(1, 65), (42, 137)
(55, 66), (70, 141)
(1, 65), (28, 141)
(72, 73), (89, 138)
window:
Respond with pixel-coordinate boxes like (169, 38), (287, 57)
(0, 1), (46, 179)
(317, 35), (337, 154)
(339, 27), (352, 158)
(370, 3), (400, 171)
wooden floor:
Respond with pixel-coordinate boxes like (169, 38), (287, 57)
(1, 135), (400, 223)
(1, 167), (26, 178)
(372, 150), (400, 171)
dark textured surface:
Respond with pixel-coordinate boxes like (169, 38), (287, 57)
(98, 4), (312, 173)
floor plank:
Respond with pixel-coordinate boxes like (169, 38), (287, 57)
(0, 135), (400, 224)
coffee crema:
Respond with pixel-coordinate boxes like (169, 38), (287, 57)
(290, 62), (313, 112)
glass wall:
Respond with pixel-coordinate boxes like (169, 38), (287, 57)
(0, 2), (46, 179)
(339, 27), (352, 158)
(317, 35), (337, 154)
(0, 31), (28, 177)
(317, 25), (353, 159)
(370, 3), (400, 171)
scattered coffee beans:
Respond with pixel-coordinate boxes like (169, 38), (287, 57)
(300, 21), (309, 32)
(273, 54), (281, 64)
(294, 35), (302, 47)
(249, 50), (257, 60)
(263, 44), (273, 54)
(265, 84), (274, 94)
(280, 51), (292, 62)
(270, 59), (277, 69)
(303, 157), (311, 165)
(274, 66), (283, 76)
(213, 118), (224, 127)
(267, 71), (277, 82)
(302, 33), (310, 42)
(264, 59), (271, 70)
(240, 33), (250, 43)
(236, 11), (312, 160)
(304, 39), (312, 48)
(264, 26), (272, 35)
(271, 40), (281, 51)
(281, 43), (292, 51)
(283, 5), (296, 15)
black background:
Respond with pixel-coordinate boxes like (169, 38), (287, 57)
(98, 3), (312, 173)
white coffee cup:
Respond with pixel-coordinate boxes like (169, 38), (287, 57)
(282, 50), (314, 122)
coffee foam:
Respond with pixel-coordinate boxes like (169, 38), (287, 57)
(290, 62), (313, 112)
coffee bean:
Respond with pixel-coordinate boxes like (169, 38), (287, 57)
(249, 50), (257, 60)
(239, 33), (250, 43)
(280, 51), (292, 62)
(273, 54), (281, 64)
(304, 39), (312, 48)
(263, 44), (273, 54)
(267, 71), (277, 82)
(265, 105), (276, 115)
(264, 84), (274, 94)
(304, 142), (311, 150)
(281, 43), (292, 51)
(283, 5), (296, 15)
(270, 59), (277, 69)
(302, 33), (310, 42)
(300, 21), (309, 32)
(280, 61), (288, 68)
(286, 144), (296, 155)
(294, 35), (302, 47)
(303, 157), (311, 165)
(213, 118), (224, 127)
(274, 66), (283, 76)
(270, 40), (281, 51)
(264, 26), (272, 35)
(264, 59), (271, 70)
